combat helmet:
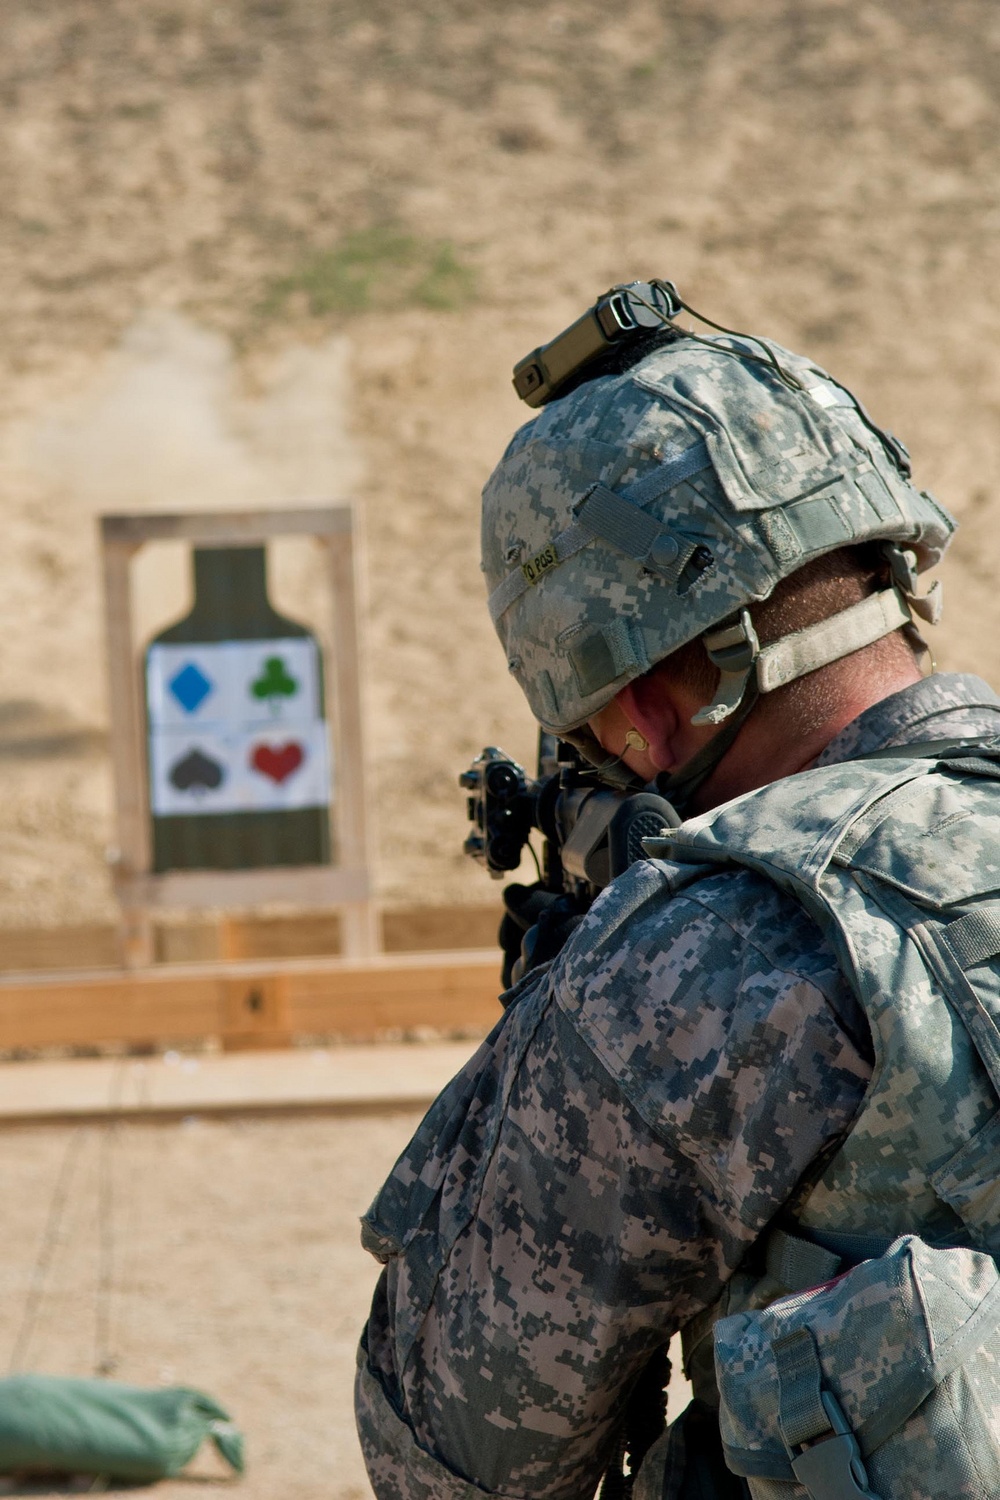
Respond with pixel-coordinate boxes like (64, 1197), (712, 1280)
(482, 282), (955, 800)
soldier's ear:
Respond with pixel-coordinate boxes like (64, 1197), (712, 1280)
(617, 674), (679, 771)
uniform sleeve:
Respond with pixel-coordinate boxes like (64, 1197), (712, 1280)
(355, 860), (872, 1500)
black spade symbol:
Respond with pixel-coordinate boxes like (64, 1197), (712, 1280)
(169, 748), (225, 793)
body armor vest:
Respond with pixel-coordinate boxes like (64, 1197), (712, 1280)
(655, 740), (1000, 1408)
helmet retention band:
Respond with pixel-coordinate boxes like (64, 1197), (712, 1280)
(692, 571), (936, 730)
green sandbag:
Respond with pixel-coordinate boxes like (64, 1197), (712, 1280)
(0, 1374), (244, 1481)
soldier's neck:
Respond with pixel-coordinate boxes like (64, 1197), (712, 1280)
(690, 657), (925, 813)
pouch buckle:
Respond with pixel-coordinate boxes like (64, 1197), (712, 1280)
(789, 1391), (879, 1500)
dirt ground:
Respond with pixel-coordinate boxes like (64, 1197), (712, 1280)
(0, 1110), (422, 1499)
(4, 0), (1000, 928)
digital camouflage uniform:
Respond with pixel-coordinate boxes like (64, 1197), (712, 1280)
(357, 672), (1000, 1500)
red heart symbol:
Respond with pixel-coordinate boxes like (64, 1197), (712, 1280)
(251, 741), (304, 783)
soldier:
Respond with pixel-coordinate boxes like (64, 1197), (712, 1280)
(355, 287), (1000, 1499)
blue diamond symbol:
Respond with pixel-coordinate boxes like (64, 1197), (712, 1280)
(168, 662), (213, 714)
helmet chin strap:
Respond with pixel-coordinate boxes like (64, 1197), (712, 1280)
(568, 551), (939, 815)
(691, 575), (932, 730)
(653, 683), (761, 813)
(656, 569), (935, 812)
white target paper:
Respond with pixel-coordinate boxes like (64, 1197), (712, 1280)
(146, 639), (332, 816)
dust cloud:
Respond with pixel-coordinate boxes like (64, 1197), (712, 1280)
(0, 314), (362, 925)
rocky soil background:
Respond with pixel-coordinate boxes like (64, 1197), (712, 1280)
(3, 0), (1000, 926)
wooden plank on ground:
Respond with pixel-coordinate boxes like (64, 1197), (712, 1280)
(0, 1042), (479, 1126)
(0, 970), (226, 1048)
(0, 951), (503, 1051)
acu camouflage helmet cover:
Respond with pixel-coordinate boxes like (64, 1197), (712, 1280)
(482, 334), (955, 735)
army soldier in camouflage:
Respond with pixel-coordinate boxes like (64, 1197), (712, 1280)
(355, 296), (1000, 1499)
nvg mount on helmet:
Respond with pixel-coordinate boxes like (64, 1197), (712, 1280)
(512, 280), (682, 407)
(511, 277), (811, 410)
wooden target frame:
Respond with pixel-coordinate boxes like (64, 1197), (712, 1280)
(100, 507), (376, 966)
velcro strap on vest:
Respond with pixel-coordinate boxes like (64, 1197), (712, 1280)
(918, 903), (1000, 1103)
(941, 907), (1000, 971)
(774, 1329), (830, 1451)
(766, 1227), (843, 1293)
(774, 1330), (898, 1497)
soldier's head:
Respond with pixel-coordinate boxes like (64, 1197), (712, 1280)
(481, 297), (955, 811)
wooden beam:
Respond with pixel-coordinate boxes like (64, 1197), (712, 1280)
(0, 1043), (481, 1127)
(323, 524), (376, 958)
(101, 508), (353, 546)
(101, 533), (154, 965)
(116, 865), (370, 911)
(101, 534), (147, 881)
(0, 906), (505, 973)
(0, 952), (503, 1051)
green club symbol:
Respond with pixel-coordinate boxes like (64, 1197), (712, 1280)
(251, 655), (299, 714)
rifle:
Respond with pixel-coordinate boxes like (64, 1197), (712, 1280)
(460, 734), (678, 986)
